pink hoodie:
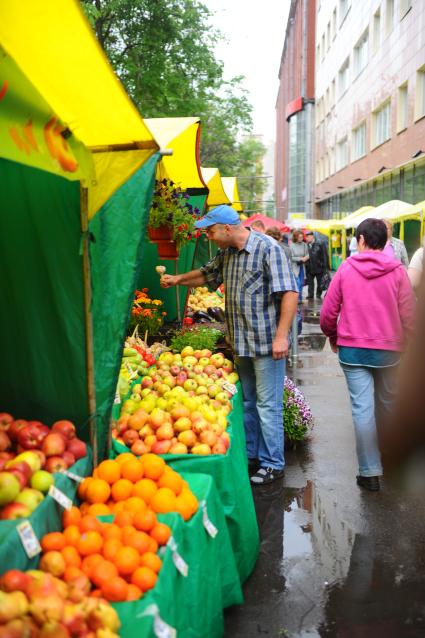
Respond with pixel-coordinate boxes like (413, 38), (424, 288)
(320, 251), (415, 351)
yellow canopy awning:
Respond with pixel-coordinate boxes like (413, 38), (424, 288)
(391, 200), (425, 222)
(329, 206), (375, 230)
(0, 0), (159, 217)
(222, 177), (243, 212)
(201, 168), (231, 208)
(144, 117), (206, 190)
(351, 200), (412, 227)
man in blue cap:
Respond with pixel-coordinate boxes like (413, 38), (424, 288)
(161, 204), (298, 485)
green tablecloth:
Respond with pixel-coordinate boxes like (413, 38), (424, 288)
(113, 473), (242, 638)
(0, 451), (93, 572)
(112, 384), (259, 585)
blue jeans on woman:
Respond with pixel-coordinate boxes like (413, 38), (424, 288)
(235, 355), (286, 470)
(341, 363), (396, 477)
(296, 266), (304, 302)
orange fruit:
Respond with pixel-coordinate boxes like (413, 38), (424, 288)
(103, 538), (122, 561)
(114, 546), (140, 576)
(86, 478), (111, 504)
(133, 509), (157, 533)
(79, 502), (90, 515)
(90, 559), (119, 588)
(81, 553), (103, 578)
(88, 503), (111, 517)
(150, 522), (171, 546)
(123, 496), (147, 514)
(180, 489), (199, 515)
(120, 458), (144, 482)
(79, 515), (102, 534)
(62, 506), (82, 528)
(175, 493), (194, 521)
(132, 479), (157, 503)
(158, 468), (183, 495)
(140, 552), (162, 573)
(140, 454), (165, 480)
(90, 589), (102, 598)
(77, 476), (93, 501)
(121, 525), (137, 545)
(111, 479), (133, 502)
(63, 525), (81, 547)
(96, 459), (121, 484)
(41, 532), (66, 552)
(39, 551), (66, 577)
(101, 576), (128, 602)
(63, 565), (85, 582)
(102, 523), (122, 540)
(127, 531), (150, 555)
(147, 537), (159, 554)
(110, 501), (125, 514)
(126, 583), (142, 601)
(77, 531), (103, 556)
(131, 566), (157, 592)
(150, 487), (176, 514)
(61, 545), (82, 568)
(114, 510), (134, 528)
(115, 453), (135, 466)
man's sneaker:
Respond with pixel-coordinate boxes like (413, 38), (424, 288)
(356, 475), (380, 491)
(250, 466), (285, 486)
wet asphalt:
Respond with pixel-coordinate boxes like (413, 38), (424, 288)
(224, 297), (425, 638)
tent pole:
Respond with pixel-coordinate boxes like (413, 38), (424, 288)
(80, 186), (98, 466)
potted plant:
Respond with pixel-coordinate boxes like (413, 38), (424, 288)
(283, 377), (314, 447)
(127, 289), (167, 339)
(148, 178), (202, 258)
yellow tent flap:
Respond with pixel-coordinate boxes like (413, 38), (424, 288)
(201, 168), (231, 208)
(222, 177), (243, 212)
(330, 206), (375, 229)
(145, 118), (206, 190)
(352, 200), (412, 227)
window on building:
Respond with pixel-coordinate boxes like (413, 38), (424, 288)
(415, 66), (425, 121)
(316, 44), (320, 66)
(336, 137), (348, 170)
(372, 8), (381, 54)
(332, 7), (337, 38)
(385, 0), (394, 35)
(331, 78), (336, 107)
(397, 83), (408, 131)
(327, 22), (331, 50)
(352, 122), (366, 160)
(400, 0), (412, 19)
(339, 0), (351, 26)
(325, 87), (330, 114)
(338, 58), (350, 97)
(354, 29), (368, 77)
(373, 100), (391, 146)
(321, 33), (325, 60)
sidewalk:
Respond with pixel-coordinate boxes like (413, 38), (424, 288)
(224, 298), (425, 637)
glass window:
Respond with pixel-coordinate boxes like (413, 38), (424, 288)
(400, 0), (412, 19)
(339, 0), (351, 26)
(386, 0), (394, 35)
(415, 67), (425, 121)
(352, 122), (366, 160)
(338, 58), (350, 97)
(336, 137), (348, 170)
(354, 29), (368, 78)
(327, 22), (331, 50)
(397, 83), (408, 132)
(321, 34), (325, 60)
(332, 8), (337, 39)
(288, 111), (308, 212)
(373, 100), (391, 146)
(404, 166), (414, 202)
(373, 9), (381, 53)
(414, 163), (425, 202)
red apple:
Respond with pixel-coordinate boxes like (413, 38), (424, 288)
(130, 440), (149, 455)
(151, 439), (172, 454)
(0, 502), (31, 520)
(44, 456), (67, 473)
(8, 468), (29, 489)
(122, 430), (139, 447)
(62, 451), (76, 468)
(65, 438), (86, 460)
(0, 431), (12, 452)
(17, 424), (47, 450)
(42, 433), (66, 457)
(8, 420), (28, 442)
(0, 413), (13, 431)
(51, 420), (76, 440)
(5, 460), (32, 480)
(32, 450), (46, 468)
(0, 570), (30, 593)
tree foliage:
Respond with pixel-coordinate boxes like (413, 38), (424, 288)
(81, 0), (266, 206)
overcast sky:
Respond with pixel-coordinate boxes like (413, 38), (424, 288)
(203, 0), (291, 144)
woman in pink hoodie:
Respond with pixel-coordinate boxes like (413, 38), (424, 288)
(320, 218), (415, 491)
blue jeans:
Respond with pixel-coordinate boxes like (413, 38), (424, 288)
(296, 266), (304, 302)
(235, 355), (285, 470)
(341, 363), (396, 477)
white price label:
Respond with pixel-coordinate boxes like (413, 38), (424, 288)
(154, 614), (177, 638)
(222, 381), (237, 395)
(17, 521), (41, 558)
(48, 485), (73, 510)
(168, 536), (188, 577)
(125, 362), (138, 380)
(202, 503), (218, 538)
(61, 469), (83, 483)
(114, 388), (121, 404)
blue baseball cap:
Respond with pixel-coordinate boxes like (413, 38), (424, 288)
(194, 205), (240, 229)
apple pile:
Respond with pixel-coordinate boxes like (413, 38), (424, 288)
(0, 415), (87, 520)
(112, 348), (238, 456)
(0, 568), (120, 637)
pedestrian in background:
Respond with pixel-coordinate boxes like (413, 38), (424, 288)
(320, 218), (415, 492)
(383, 219), (409, 266)
(290, 230), (309, 303)
(160, 205), (299, 485)
(305, 231), (328, 299)
(250, 220), (266, 233)
(408, 238), (425, 289)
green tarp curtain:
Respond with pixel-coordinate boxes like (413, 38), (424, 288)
(138, 193), (208, 323)
(89, 154), (158, 459)
(113, 473), (242, 638)
(112, 383), (260, 584)
(0, 158), (89, 434)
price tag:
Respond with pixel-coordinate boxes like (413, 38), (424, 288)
(168, 536), (189, 577)
(125, 362), (138, 380)
(222, 381), (237, 395)
(201, 501), (218, 538)
(48, 485), (73, 510)
(114, 388), (121, 404)
(17, 521), (41, 558)
(61, 469), (83, 483)
(154, 614), (177, 638)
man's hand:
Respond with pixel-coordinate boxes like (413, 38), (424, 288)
(330, 340), (338, 353)
(160, 274), (179, 288)
(272, 336), (289, 359)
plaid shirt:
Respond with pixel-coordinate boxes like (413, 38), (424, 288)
(200, 231), (298, 356)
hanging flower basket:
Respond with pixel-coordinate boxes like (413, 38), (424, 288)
(147, 225), (174, 242)
(155, 239), (179, 260)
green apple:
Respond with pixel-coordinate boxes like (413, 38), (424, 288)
(15, 488), (44, 512)
(30, 470), (54, 494)
(0, 472), (20, 506)
(13, 451), (41, 473)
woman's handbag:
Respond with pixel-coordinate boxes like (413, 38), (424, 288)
(321, 271), (331, 291)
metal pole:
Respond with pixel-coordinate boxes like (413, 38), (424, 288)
(291, 313), (299, 364)
(174, 260), (181, 322)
